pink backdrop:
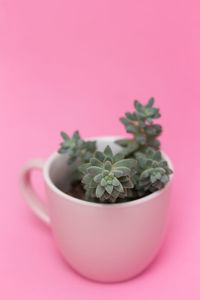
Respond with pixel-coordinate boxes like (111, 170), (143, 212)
(1, 0), (200, 299)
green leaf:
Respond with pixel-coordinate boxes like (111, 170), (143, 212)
(134, 100), (143, 112)
(105, 185), (113, 194)
(95, 151), (105, 162)
(126, 124), (137, 134)
(114, 159), (137, 169)
(161, 174), (169, 183)
(85, 141), (96, 151)
(113, 152), (124, 161)
(146, 159), (153, 168)
(58, 148), (68, 154)
(146, 148), (154, 157)
(154, 112), (161, 118)
(136, 157), (145, 169)
(90, 158), (103, 167)
(155, 173), (162, 180)
(72, 130), (81, 141)
(146, 97), (154, 108)
(89, 181), (97, 188)
(115, 182), (124, 192)
(102, 171), (109, 178)
(104, 145), (113, 157)
(125, 112), (138, 121)
(148, 139), (160, 148)
(115, 166), (130, 176)
(150, 175), (157, 184)
(94, 173), (103, 183)
(82, 174), (93, 184)
(115, 138), (131, 147)
(136, 134), (146, 145)
(100, 178), (107, 187)
(87, 166), (102, 176)
(152, 161), (159, 169)
(113, 169), (124, 178)
(156, 167), (166, 174)
(104, 160), (112, 171)
(125, 112), (133, 120)
(160, 161), (167, 168)
(152, 108), (159, 116)
(60, 131), (69, 141)
(140, 170), (150, 180)
(153, 151), (162, 161)
(120, 117), (130, 126)
(79, 163), (91, 174)
(123, 142), (139, 156)
(112, 177), (120, 186)
(96, 185), (105, 198)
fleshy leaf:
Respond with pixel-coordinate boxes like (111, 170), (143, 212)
(112, 177), (120, 186)
(96, 185), (105, 198)
(60, 131), (69, 140)
(114, 159), (137, 169)
(105, 185), (113, 194)
(104, 145), (113, 157)
(79, 163), (91, 174)
(146, 97), (154, 108)
(87, 166), (102, 176)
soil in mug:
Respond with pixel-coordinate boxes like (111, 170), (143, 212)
(68, 180), (85, 200)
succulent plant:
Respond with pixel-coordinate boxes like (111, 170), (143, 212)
(58, 98), (173, 204)
(134, 148), (173, 197)
(58, 130), (96, 165)
(79, 146), (137, 203)
(116, 98), (162, 156)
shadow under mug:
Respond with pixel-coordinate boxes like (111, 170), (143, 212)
(19, 136), (173, 283)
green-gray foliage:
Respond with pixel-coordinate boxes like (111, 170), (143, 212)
(134, 148), (173, 197)
(58, 131), (96, 165)
(116, 98), (162, 156)
(79, 146), (137, 203)
(58, 98), (173, 203)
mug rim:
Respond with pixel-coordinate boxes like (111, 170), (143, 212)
(43, 135), (174, 208)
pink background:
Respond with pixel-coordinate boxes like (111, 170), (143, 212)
(1, 0), (200, 299)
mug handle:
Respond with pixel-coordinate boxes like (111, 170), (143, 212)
(19, 159), (50, 225)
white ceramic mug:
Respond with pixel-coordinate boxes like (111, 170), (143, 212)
(19, 136), (173, 283)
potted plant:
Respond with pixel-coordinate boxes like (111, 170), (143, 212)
(20, 98), (173, 282)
